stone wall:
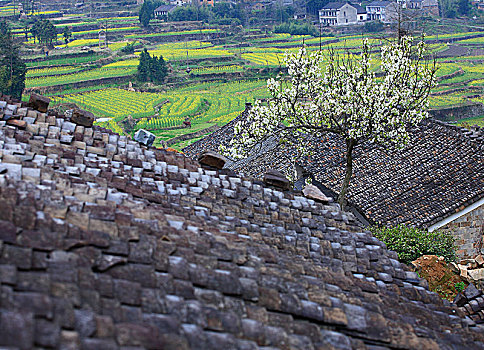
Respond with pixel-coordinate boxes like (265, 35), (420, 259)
(429, 102), (484, 122)
(165, 124), (220, 147)
(441, 203), (484, 259)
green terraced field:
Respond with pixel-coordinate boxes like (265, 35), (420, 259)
(26, 66), (135, 88)
(24, 25), (483, 149)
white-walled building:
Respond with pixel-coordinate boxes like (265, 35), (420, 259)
(319, 2), (366, 26)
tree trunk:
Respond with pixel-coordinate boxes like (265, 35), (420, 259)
(337, 138), (356, 209)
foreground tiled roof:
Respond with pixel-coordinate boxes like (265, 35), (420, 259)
(184, 114), (484, 229)
(1, 97), (484, 349)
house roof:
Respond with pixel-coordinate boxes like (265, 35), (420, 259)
(353, 3), (367, 13)
(320, 1), (352, 9)
(184, 109), (484, 230)
(1, 96), (484, 348)
(367, 0), (392, 6)
(154, 4), (176, 12)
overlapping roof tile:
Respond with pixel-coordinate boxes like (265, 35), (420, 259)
(184, 109), (484, 229)
(0, 96), (484, 349)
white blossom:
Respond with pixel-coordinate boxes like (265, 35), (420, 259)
(221, 37), (437, 205)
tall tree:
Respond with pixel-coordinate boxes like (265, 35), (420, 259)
(62, 26), (72, 45)
(0, 21), (27, 99)
(137, 49), (150, 82)
(139, 0), (163, 27)
(222, 38), (437, 207)
(30, 19), (57, 45)
(137, 49), (167, 84)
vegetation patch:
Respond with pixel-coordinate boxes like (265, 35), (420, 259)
(370, 225), (457, 265)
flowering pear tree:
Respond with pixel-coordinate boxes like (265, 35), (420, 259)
(222, 37), (437, 207)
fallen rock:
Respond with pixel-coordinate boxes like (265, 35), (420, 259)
(263, 169), (290, 191)
(134, 129), (155, 147)
(475, 255), (484, 266)
(198, 151), (227, 170)
(28, 93), (50, 113)
(71, 109), (95, 127)
(303, 184), (331, 203)
(449, 262), (460, 275)
(468, 268), (484, 281)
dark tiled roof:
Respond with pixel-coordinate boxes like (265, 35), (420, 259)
(353, 4), (367, 13)
(182, 107), (250, 160)
(154, 4), (177, 12)
(367, 1), (392, 6)
(183, 114), (484, 229)
(320, 2), (350, 9)
(1, 96), (484, 348)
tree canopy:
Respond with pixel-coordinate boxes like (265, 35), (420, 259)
(222, 38), (437, 207)
(0, 21), (26, 99)
(138, 0), (164, 27)
(137, 49), (168, 84)
(62, 26), (72, 45)
(30, 19), (57, 45)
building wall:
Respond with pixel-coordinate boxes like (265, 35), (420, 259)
(337, 4), (357, 25)
(319, 4), (358, 26)
(440, 204), (484, 259)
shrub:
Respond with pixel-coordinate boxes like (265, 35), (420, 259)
(274, 22), (318, 37)
(455, 281), (466, 293)
(370, 225), (456, 265)
(121, 42), (136, 54)
(364, 21), (384, 33)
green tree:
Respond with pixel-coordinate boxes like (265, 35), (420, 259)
(0, 21), (27, 99)
(370, 225), (456, 265)
(30, 20), (41, 43)
(139, 0), (164, 27)
(31, 19), (57, 45)
(151, 55), (167, 83)
(137, 49), (150, 82)
(457, 0), (470, 15)
(306, 0), (329, 16)
(121, 41), (136, 54)
(137, 49), (167, 84)
(62, 26), (72, 45)
(39, 20), (57, 45)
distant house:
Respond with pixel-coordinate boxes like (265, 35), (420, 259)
(354, 3), (367, 21)
(195, 0), (214, 6)
(251, 2), (267, 11)
(421, 0), (440, 16)
(318, 2), (365, 26)
(154, 4), (176, 18)
(403, 0), (439, 15)
(366, 1), (398, 22)
(293, 11), (307, 20)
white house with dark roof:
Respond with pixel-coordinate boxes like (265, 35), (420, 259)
(319, 2), (366, 26)
(153, 4), (177, 18)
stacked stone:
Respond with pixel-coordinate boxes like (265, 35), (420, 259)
(1, 96), (484, 349)
(454, 284), (484, 324)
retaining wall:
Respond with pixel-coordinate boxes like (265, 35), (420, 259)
(429, 103), (484, 122)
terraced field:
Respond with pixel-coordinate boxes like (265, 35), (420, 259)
(20, 23), (483, 147)
(26, 66), (136, 88)
(55, 80), (269, 133)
